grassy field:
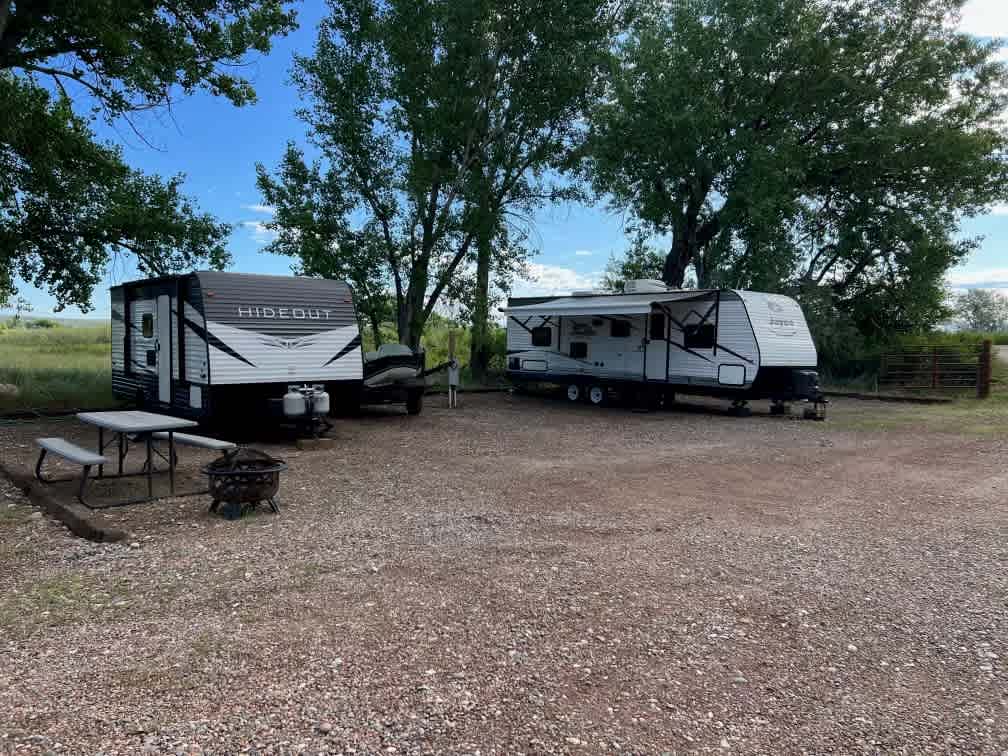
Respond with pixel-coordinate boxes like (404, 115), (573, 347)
(0, 324), (115, 413)
(829, 392), (1008, 437)
(1, 319), (1005, 436)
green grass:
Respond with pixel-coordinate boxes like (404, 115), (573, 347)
(0, 324), (115, 412)
(830, 352), (1008, 438)
(831, 394), (1008, 438)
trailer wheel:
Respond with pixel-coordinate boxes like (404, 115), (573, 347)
(588, 385), (605, 406)
(406, 390), (424, 415)
(566, 384), (581, 402)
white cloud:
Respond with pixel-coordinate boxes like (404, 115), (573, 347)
(242, 204), (276, 215)
(947, 267), (1008, 287)
(574, 249), (594, 257)
(987, 202), (1008, 215)
(958, 0), (1008, 38)
(242, 220), (278, 245)
(511, 263), (602, 297)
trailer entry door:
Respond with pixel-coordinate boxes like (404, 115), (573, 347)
(156, 294), (171, 403)
(645, 311), (668, 381)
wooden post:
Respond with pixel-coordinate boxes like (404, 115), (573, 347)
(978, 339), (993, 399)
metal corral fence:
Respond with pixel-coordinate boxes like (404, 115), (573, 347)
(879, 339), (993, 398)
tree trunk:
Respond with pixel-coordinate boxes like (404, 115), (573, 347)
(469, 237), (492, 383)
(396, 296), (413, 347)
(368, 311), (383, 347)
(662, 203), (721, 288)
(469, 183), (495, 384)
(399, 273), (428, 350)
(662, 225), (693, 288)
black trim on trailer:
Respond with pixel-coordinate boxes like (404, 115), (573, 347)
(176, 283), (186, 386)
(509, 316), (536, 334)
(641, 318), (648, 381)
(122, 297), (132, 376)
(691, 303), (717, 328)
(736, 292), (762, 372)
(182, 315), (256, 368)
(713, 291), (720, 356)
(323, 334), (363, 366)
(657, 299), (746, 365)
(667, 340), (713, 363)
(665, 310), (671, 381)
(714, 344), (755, 365)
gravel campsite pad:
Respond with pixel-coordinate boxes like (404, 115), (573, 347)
(0, 394), (1005, 754)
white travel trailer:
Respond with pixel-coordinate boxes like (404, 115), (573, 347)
(503, 281), (825, 415)
(111, 271), (426, 423)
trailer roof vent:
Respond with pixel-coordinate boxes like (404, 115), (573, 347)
(624, 279), (670, 294)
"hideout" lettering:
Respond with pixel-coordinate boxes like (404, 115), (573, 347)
(236, 306), (333, 320)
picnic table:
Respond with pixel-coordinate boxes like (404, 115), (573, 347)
(77, 410), (198, 505)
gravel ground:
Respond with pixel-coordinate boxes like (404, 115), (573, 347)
(0, 394), (1005, 755)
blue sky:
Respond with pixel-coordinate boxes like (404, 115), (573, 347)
(12, 0), (1008, 318)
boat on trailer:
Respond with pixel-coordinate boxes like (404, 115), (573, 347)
(502, 280), (826, 417)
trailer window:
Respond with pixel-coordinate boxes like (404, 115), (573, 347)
(649, 313), (665, 340)
(610, 319), (631, 338)
(569, 342), (588, 359)
(531, 326), (552, 347)
(684, 323), (716, 349)
(141, 313), (154, 339)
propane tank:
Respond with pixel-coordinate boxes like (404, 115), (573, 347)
(283, 389), (307, 417)
(312, 390), (330, 415)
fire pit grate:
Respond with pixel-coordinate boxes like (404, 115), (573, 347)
(202, 447), (287, 519)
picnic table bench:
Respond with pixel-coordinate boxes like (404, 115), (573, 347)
(152, 431), (236, 452)
(34, 411), (237, 509)
(35, 438), (109, 506)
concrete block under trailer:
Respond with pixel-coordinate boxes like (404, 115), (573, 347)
(502, 286), (826, 416)
(110, 271), (425, 425)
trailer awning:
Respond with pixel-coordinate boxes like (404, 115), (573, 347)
(502, 290), (714, 317)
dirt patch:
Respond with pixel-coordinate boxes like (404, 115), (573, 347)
(0, 395), (1005, 754)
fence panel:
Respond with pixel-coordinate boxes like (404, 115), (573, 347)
(878, 340), (992, 397)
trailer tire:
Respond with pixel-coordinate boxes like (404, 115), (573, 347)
(406, 390), (424, 415)
(566, 384), (581, 402)
(588, 385), (605, 406)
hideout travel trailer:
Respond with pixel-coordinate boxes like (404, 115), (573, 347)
(110, 271), (426, 427)
(503, 280), (826, 418)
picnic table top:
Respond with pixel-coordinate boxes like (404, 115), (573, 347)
(76, 410), (199, 433)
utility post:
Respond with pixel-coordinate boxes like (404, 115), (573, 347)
(447, 330), (460, 408)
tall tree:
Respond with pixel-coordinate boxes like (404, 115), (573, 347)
(954, 289), (1008, 332)
(0, 0), (296, 309)
(455, 1), (621, 379)
(257, 145), (393, 346)
(600, 235), (666, 293)
(586, 0), (1008, 334)
(258, 0), (620, 350)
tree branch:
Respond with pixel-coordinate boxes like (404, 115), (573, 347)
(423, 231), (476, 320)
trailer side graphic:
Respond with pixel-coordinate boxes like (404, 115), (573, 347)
(503, 287), (822, 407)
(111, 272), (363, 420)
